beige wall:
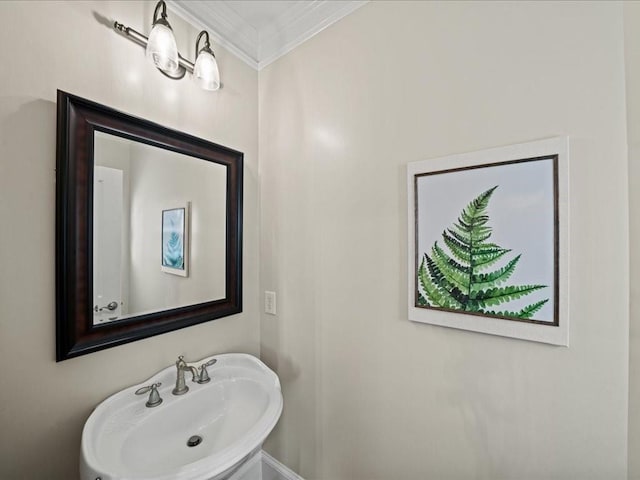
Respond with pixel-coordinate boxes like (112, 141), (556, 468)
(260, 2), (629, 479)
(0, 1), (258, 478)
(626, 2), (640, 478)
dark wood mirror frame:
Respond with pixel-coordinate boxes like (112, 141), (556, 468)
(56, 90), (243, 361)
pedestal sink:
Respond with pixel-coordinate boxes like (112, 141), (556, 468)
(80, 354), (283, 480)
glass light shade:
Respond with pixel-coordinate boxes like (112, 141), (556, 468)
(146, 23), (179, 73)
(193, 50), (220, 91)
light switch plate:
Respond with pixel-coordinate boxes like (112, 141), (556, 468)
(265, 291), (277, 315)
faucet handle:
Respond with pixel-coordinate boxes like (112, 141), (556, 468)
(135, 382), (163, 408)
(196, 359), (217, 384)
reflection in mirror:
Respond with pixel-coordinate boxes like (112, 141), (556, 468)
(93, 132), (227, 324)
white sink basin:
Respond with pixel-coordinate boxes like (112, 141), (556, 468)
(80, 354), (283, 480)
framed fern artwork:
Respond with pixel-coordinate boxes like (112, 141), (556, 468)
(161, 202), (190, 277)
(407, 137), (569, 346)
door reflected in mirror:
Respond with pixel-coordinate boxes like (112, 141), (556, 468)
(93, 131), (227, 325)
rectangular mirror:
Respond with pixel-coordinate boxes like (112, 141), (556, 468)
(56, 91), (243, 360)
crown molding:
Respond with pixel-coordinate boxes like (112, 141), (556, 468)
(168, 1), (367, 71)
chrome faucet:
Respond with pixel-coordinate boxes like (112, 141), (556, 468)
(173, 355), (198, 395)
(172, 355), (218, 395)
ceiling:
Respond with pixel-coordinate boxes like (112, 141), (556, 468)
(168, 0), (368, 70)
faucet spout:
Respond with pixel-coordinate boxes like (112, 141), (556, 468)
(183, 365), (198, 381)
(172, 355), (197, 395)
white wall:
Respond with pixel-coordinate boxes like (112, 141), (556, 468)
(259, 2), (629, 479)
(626, 2), (640, 478)
(0, 1), (258, 478)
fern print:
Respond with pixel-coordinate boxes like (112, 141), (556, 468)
(417, 185), (548, 320)
(163, 230), (184, 268)
(162, 209), (185, 270)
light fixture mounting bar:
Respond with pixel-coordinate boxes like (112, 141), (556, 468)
(113, 21), (195, 77)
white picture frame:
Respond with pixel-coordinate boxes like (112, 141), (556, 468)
(407, 138), (569, 346)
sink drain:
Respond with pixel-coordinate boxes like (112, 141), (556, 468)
(187, 435), (203, 447)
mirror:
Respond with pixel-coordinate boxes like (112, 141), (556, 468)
(56, 91), (243, 361)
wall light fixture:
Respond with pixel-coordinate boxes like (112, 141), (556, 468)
(114, 0), (221, 91)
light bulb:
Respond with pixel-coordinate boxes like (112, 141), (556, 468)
(146, 22), (179, 73)
(193, 50), (220, 91)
